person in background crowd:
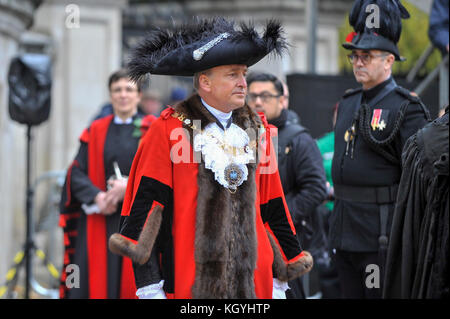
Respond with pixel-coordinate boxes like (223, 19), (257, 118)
(92, 87), (162, 122)
(168, 86), (188, 105)
(140, 89), (163, 116)
(247, 72), (327, 299)
(428, 0), (449, 117)
(59, 69), (156, 299)
(281, 80), (300, 125)
(314, 102), (341, 298)
(429, 0), (449, 55)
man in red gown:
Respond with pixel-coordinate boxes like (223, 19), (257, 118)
(109, 18), (313, 299)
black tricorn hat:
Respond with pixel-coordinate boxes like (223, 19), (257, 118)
(127, 17), (287, 80)
(342, 0), (410, 61)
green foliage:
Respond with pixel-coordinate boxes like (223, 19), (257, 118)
(338, 1), (441, 77)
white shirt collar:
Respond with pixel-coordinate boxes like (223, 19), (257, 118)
(113, 115), (134, 124)
(201, 98), (232, 129)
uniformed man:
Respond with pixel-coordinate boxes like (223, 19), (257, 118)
(329, 0), (431, 299)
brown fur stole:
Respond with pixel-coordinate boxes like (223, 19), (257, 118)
(174, 94), (261, 298)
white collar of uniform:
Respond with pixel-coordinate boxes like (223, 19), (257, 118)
(201, 98), (232, 129)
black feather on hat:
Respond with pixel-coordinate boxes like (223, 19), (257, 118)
(127, 17), (287, 81)
(343, 0), (410, 61)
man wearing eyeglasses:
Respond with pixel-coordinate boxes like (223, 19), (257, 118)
(247, 72), (327, 299)
(329, 0), (431, 299)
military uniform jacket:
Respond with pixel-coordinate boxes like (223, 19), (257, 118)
(330, 77), (430, 252)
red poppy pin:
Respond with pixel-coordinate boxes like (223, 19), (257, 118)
(346, 31), (358, 43)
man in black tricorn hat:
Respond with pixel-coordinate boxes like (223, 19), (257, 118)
(329, 0), (431, 298)
(108, 17), (313, 299)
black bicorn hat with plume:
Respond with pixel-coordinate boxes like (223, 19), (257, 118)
(343, 0), (410, 61)
(127, 17), (288, 80)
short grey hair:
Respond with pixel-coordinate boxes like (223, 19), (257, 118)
(193, 69), (212, 91)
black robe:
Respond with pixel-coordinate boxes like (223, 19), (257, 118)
(59, 113), (155, 299)
(383, 109), (449, 298)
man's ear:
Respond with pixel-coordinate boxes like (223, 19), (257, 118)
(278, 95), (286, 109)
(198, 73), (212, 92)
(385, 54), (395, 71)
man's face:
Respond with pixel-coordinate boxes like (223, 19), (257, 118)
(140, 96), (162, 116)
(200, 64), (248, 113)
(351, 49), (392, 89)
(247, 81), (284, 121)
(109, 78), (141, 117)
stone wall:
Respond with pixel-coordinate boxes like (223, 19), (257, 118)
(0, 0), (37, 290)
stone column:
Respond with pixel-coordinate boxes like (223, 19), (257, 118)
(32, 0), (127, 293)
(0, 0), (37, 286)
(31, 0), (127, 172)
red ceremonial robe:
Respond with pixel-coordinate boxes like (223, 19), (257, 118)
(59, 114), (155, 298)
(119, 95), (304, 298)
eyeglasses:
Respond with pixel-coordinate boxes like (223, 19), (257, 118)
(247, 93), (281, 103)
(347, 53), (387, 65)
(110, 87), (139, 94)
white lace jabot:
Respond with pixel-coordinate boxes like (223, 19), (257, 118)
(193, 120), (254, 191)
